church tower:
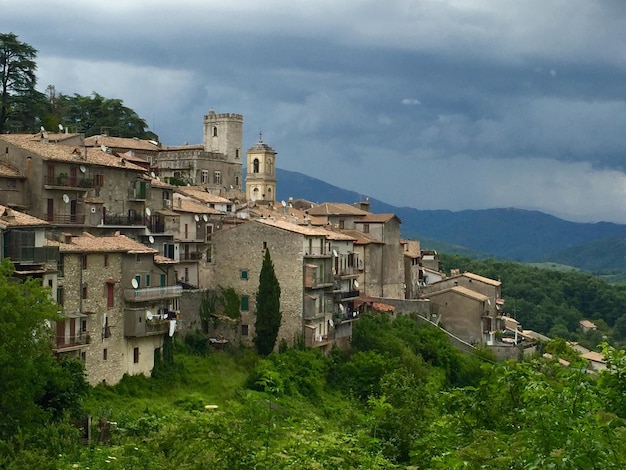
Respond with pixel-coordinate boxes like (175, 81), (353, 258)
(245, 134), (277, 204)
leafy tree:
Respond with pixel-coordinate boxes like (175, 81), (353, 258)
(254, 249), (281, 356)
(0, 33), (39, 133)
(57, 92), (157, 139)
(0, 259), (87, 440)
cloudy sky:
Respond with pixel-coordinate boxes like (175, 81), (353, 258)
(7, 1), (626, 223)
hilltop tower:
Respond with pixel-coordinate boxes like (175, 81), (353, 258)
(203, 110), (243, 164)
(245, 134), (277, 204)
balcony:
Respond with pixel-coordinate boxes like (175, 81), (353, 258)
(46, 214), (86, 225)
(18, 246), (60, 264)
(124, 309), (169, 337)
(128, 182), (148, 201)
(103, 214), (146, 227)
(44, 175), (94, 189)
(304, 274), (334, 289)
(304, 248), (331, 258)
(54, 331), (89, 352)
(124, 285), (182, 302)
(334, 290), (360, 301)
(181, 251), (204, 261)
(335, 266), (358, 277)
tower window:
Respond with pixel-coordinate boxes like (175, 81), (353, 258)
(213, 171), (221, 185)
(201, 170), (209, 184)
(212, 126), (218, 137)
(253, 158), (259, 173)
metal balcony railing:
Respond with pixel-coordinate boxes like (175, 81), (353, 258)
(124, 285), (182, 302)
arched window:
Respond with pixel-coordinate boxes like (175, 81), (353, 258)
(212, 126), (218, 137)
(252, 187), (259, 201)
(253, 158), (260, 173)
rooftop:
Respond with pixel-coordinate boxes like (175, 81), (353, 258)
(47, 232), (157, 254)
(0, 205), (48, 227)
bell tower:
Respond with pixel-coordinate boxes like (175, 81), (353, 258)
(245, 133), (276, 204)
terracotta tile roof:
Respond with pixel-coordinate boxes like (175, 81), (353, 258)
(581, 351), (605, 363)
(47, 232), (157, 254)
(0, 163), (24, 178)
(0, 205), (48, 227)
(579, 320), (597, 329)
(85, 135), (161, 152)
(173, 197), (224, 215)
(256, 218), (331, 237)
(428, 285), (490, 302)
(250, 204), (326, 226)
(0, 135), (146, 171)
(456, 271), (501, 287)
(155, 254), (177, 264)
(307, 202), (369, 217)
(341, 229), (384, 245)
(175, 186), (231, 204)
(358, 213), (401, 224)
(162, 144), (204, 151)
(147, 176), (175, 189)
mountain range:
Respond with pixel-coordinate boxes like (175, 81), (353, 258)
(275, 168), (626, 271)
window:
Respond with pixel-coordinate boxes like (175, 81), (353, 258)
(135, 275), (141, 288)
(82, 255), (87, 270)
(107, 283), (114, 308)
(104, 254), (109, 267)
(212, 126), (218, 137)
(206, 224), (213, 241)
(201, 170), (209, 184)
(241, 324), (249, 336)
(133, 347), (140, 364)
(363, 224), (370, 233)
(145, 274), (151, 287)
(213, 171), (221, 185)
(339, 219), (345, 229)
(206, 246), (212, 263)
(57, 286), (64, 306)
(160, 273), (166, 287)
(235, 149), (240, 159)
(241, 270), (248, 280)
(241, 295), (249, 311)
(93, 174), (104, 187)
(81, 319), (87, 332)
(82, 285), (88, 299)
(263, 241), (267, 250)
(103, 349), (108, 361)
(184, 267), (189, 282)
(253, 158), (260, 173)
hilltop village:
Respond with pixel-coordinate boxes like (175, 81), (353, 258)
(0, 110), (582, 386)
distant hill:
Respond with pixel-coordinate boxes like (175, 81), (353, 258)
(276, 168), (626, 265)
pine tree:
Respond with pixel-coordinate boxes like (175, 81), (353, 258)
(254, 249), (282, 355)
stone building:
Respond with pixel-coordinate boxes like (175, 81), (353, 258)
(47, 232), (181, 385)
(210, 217), (355, 350)
(0, 134), (151, 238)
(153, 111), (243, 193)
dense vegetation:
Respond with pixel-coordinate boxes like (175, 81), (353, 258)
(441, 253), (626, 349)
(1, 33), (156, 139)
(2, 310), (625, 468)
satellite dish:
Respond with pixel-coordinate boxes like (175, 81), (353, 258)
(332, 249), (338, 258)
(145, 207), (152, 217)
(156, 176), (160, 181)
(353, 279), (359, 288)
(131, 278), (139, 289)
(163, 311), (168, 320)
(58, 124), (64, 132)
(40, 126), (45, 132)
(79, 165), (87, 173)
(328, 318), (335, 328)
(339, 304), (345, 312)
(281, 200), (286, 207)
(202, 214), (208, 222)
(146, 310), (154, 321)
(194, 214), (200, 222)
(229, 185), (233, 189)
(148, 235), (155, 244)
(100, 144), (107, 152)
(168, 320), (177, 337)
(62, 194), (70, 204)
(150, 171), (156, 178)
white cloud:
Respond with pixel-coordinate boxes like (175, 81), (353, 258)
(401, 98), (421, 105)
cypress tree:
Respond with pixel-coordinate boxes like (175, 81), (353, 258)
(254, 249), (282, 355)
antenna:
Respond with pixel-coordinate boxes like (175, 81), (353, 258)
(194, 214), (200, 222)
(150, 171), (156, 178)
(79, 165), (87, 173)
(146, 310), (154, 321)
(62, 194), (70, 204)
(169, 320), (177, 337)
(100, 144), (107, 152)
(145, 207), (152, 217)
(148, 235), (155, 244)
(202, 214), (208, 222)
(58, 124), (64, 132)
(328, 318), (335, 328)
(40, 126), (45, 132)
(332, 249), (338, 258)
(353, 279), (359, 288)
(131, 278), (139, 289)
